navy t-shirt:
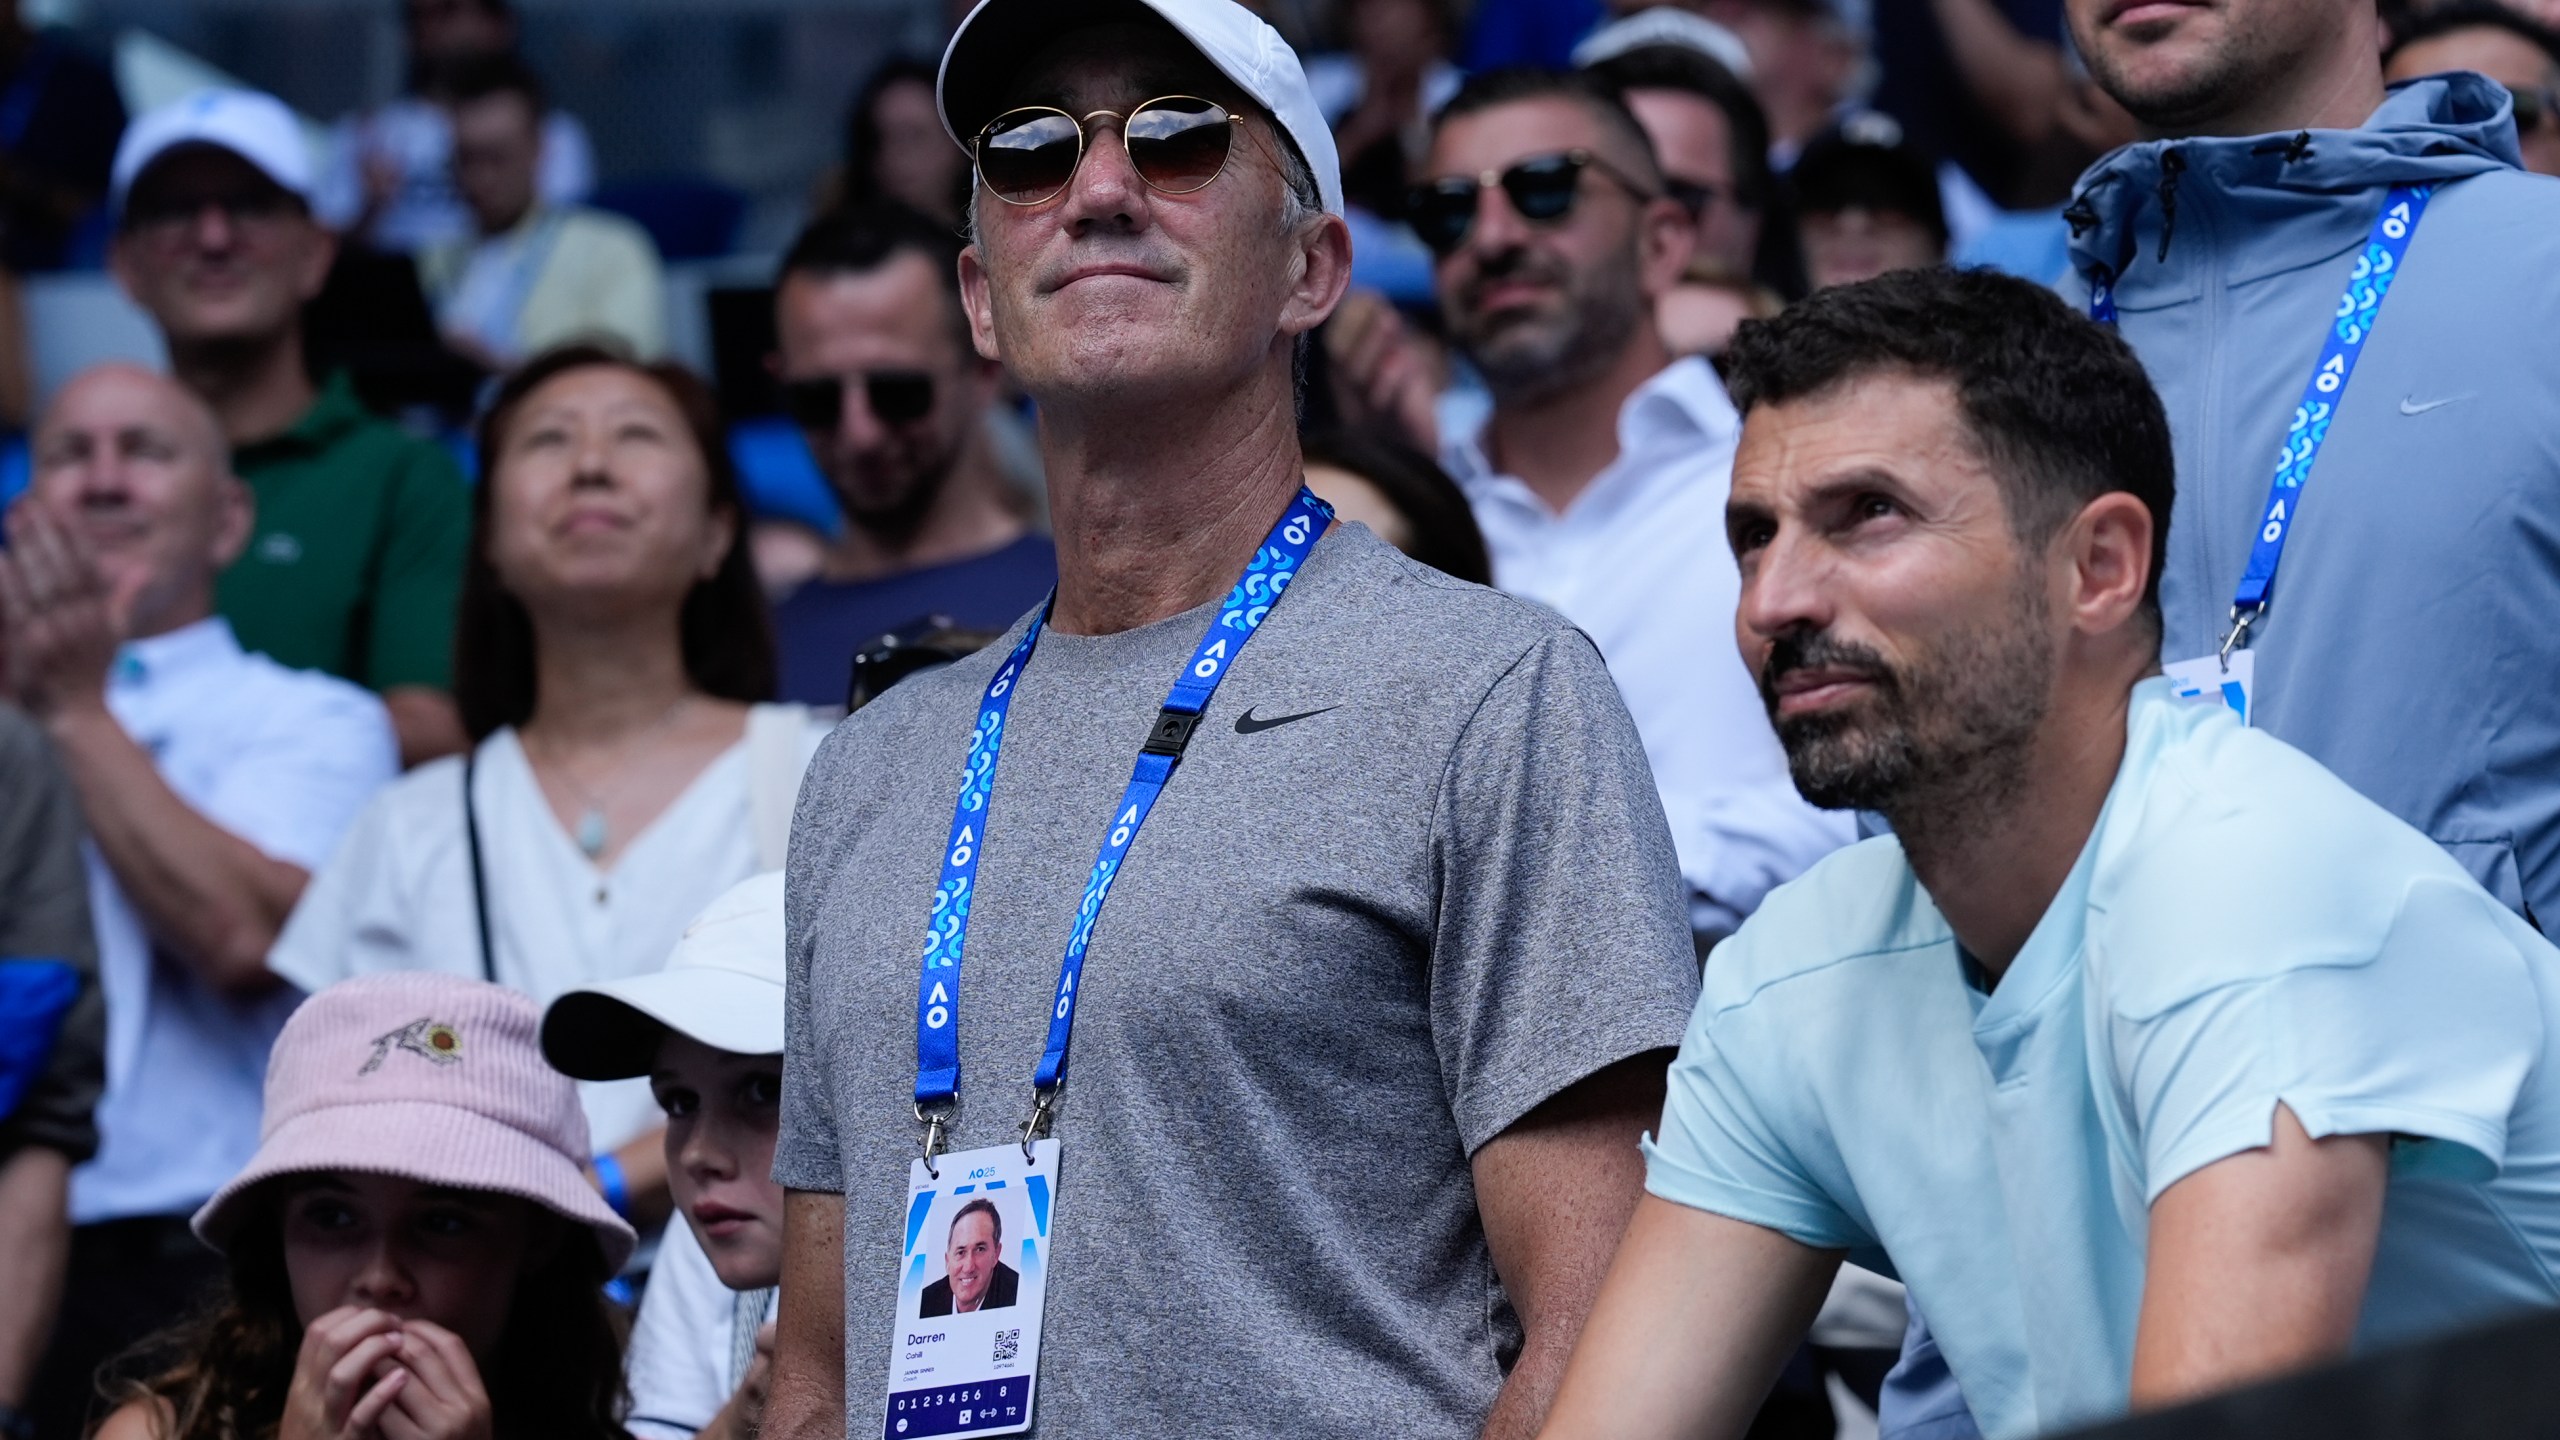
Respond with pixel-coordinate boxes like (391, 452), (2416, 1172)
(772, 534), (1059, 707)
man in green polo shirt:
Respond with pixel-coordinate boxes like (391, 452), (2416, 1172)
(108, 89), (469, 765)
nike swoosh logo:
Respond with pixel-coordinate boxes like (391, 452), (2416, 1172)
(1234, 706), (1336, 735)
(2400, 394), (2471, 415)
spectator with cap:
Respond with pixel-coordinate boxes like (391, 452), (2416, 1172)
(318, 0), (597, 255)
(109, 89), (475, 768)
(2387, 1), (2560, 176)
(1415, 68), (1854, 945)
(422, 54), (668, 369)
(0, 710), (104, 1440)
(1791, 115), (1950, 290)
(5, 364), (397, 1439)
(89, 972), (636, 1440)
(765, 3), (1702, 1438)
(1698, 0), (1867, 157)
(766, 204), (1056, 708)
(270, 346), (826, 1240)
(543, 873), (789, 1440)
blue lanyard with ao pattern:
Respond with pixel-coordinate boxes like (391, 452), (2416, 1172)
(2089, 184), (2431, 657)
(912, 488), (1333, 1141)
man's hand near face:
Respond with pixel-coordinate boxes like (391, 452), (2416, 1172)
(0, 502), (123, 723)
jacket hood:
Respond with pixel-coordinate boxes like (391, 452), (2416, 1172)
(2064, 73), (2522, 290)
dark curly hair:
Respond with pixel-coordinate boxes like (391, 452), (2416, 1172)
(107, 1184), (629, 1440)
(1722, 265), (2174, 633)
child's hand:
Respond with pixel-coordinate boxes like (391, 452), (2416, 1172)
(279, 1307), (410, 1440)
(376, 1318), (495, 1440)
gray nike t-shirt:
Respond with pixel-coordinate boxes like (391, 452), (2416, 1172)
(778, 522), (1698, 1439)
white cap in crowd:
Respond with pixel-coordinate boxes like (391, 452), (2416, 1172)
(937, 0), (1346, 217)
(541, 871), (787, 1079)
(1573, 7), (1758, 80)
(111, 87), (316, 214)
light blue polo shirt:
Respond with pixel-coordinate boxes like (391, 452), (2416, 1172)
(1647, 678), (2560, 1440)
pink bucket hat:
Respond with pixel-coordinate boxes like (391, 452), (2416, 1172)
(193, 972), (636, 1270)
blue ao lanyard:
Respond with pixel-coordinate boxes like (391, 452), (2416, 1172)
(912, 487), (1332, 1150)
(2089, 183), (2432, 659)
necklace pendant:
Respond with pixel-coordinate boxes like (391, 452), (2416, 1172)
(576, 807), (609, 859)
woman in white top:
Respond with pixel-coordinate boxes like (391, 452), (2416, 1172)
(271, 345), (828, 1231)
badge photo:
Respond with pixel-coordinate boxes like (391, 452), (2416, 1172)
(884, 1139), (1059, 1438)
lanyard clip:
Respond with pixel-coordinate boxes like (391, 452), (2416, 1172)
(1018, 1087), (1058, 1161)
(916, 1100), (952, 1177)
(1141, 707), (1201, 759)
(2217, 606), (2259, 670)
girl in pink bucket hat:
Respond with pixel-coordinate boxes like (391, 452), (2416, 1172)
(93, 973), (636, 1440)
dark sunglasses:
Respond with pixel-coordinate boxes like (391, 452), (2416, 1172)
(974, 95), (1245, 207)
(780, 371), (936, 431)
(123, 188), (303, 235)
(1666, 177), (1730, 221)
(1404, 149), (1660, 256)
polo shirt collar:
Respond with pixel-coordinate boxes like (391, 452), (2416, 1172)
(113, 615), (243, 691)
(243, 372), (371, 461)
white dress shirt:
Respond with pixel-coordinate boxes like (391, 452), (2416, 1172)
(1446, 356), (1856, 933)
(268, 706), (827, 1151)
(70, 618), (398, 1224)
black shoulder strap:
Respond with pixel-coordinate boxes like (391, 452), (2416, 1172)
(462, 749), (496, 984)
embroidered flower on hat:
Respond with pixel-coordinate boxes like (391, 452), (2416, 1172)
(359, 1017), (466, 1075)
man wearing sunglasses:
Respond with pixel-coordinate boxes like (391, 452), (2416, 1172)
(2386, 1), (2560, 177)
(1419, 69), (1855, 952)
(765, 5), (1703, 1440)
(765, 202), (1055, 708)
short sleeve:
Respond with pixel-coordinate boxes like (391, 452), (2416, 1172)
(361, 439), (471, 693)
(774, 762), (845, 1191)
(1646, 992), (1868, 1252)
(0, 717), (104, 1162)
(626, 1219), (734, 1440)
(2112, 873), (2545, 1201)
(200, 677), (400, 872)
(1426, 627), (1699, 1153)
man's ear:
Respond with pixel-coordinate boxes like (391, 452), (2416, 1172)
(209, 475), (256, 572)
(1278, 212), (1354, 342)
(1638, 195), (1698, 302)
(957, 245), (1003, 363)
(294, 222), (339, 303)
(2064, 490), (2155, 638)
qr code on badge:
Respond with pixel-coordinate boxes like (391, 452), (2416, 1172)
(992, 1328), (1020, 1363)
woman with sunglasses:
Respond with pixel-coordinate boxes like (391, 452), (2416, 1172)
(268, 345), (829, 1240)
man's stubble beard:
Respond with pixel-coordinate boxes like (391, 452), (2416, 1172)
(1766, 566), (2056, 850)
(1456, 246), (1650, 405)
(2077, 0), (2290, 132)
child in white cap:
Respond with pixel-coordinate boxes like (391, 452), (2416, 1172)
(542, 872), (786, 1440)
(95, 971), (636, 1440)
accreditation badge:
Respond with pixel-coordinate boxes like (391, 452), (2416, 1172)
(2164, 649), (2254, 726)
(883, 1139), (1059, 1438)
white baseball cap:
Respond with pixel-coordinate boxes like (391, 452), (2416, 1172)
(111, 88), (316, 216)
(541, 872), (786, 1080)
(1574, 8), (1757, 81)
(937, 0), (1345, 217)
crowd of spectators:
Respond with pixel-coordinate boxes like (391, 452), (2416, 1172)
(0, 0), (2556, 1437)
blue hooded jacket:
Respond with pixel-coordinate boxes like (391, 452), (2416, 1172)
(2062, 73), (2560, 926)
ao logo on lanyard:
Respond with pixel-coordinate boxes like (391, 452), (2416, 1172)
(2090, 183), (2432, 723)
(882, 488), (1333, 1440)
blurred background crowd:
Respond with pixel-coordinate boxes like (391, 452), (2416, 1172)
(0, 0), (2556, 1436)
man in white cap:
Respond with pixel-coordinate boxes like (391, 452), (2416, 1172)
(544, 873), (789, 1440)
(110, 89), (472, 766)
(766, 3), (1701, 1438)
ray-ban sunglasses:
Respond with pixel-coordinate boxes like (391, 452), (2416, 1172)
(972, 94), (1263, 207)
(1405, 149), (1660, 256)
